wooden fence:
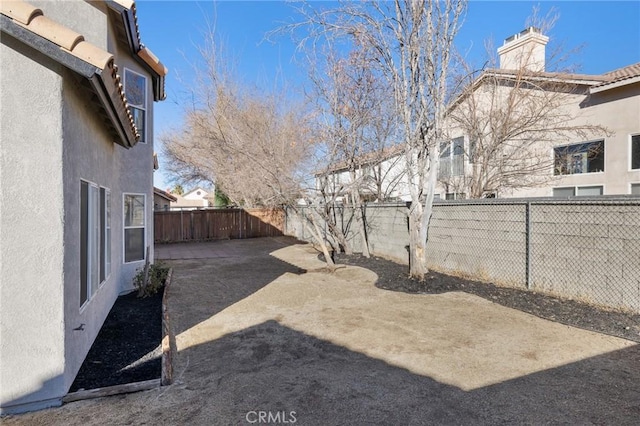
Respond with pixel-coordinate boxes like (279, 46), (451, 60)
(154, 208), (284, 243)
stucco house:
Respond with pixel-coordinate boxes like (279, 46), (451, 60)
(439, 27), (640, 199)
(0, 0), (166, 414)
(314, 145), (408, 203)
(316, 28), (640, 201)
(170, 186), (213, 210)
(154, 187), (177, 211)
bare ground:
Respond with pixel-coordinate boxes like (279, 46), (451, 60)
(332, 252), (640, 343)
(4, 238), (638, 425)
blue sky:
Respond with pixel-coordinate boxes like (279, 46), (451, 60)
(134, 1), (640, 190)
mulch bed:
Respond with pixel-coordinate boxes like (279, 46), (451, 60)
(70, 289), (163, 392)
(332, 253), (640, 343)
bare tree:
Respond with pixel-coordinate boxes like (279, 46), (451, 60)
(162, 29), (342, 269)
(306, 39), (400, 257)
(162, 32), (312, 208)
(445, 12), (609, 198)
(280, 0), (466, 279)
(284, 0), (466, 279)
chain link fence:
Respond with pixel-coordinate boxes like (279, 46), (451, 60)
(285, 197), (640, 312)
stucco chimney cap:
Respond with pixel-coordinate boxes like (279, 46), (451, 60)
(503, 27), (543, 45)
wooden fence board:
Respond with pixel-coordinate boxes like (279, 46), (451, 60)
(154, 208), (284, 243)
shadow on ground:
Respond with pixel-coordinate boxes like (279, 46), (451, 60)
(159, 320), (640, 425)
(333, 253), (640, 343)
(161, 237), (307, 336)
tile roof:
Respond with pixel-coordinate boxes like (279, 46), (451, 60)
(316, 144), (405, 176)
(597, 62), (640, 87)
(1, 0), (140, 145)
(483, 68), (607, 85)
(154, 187), (178, 202)
(106, 0), (168, 100)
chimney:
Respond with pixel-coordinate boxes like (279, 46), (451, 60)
(497, 27), (549, 72)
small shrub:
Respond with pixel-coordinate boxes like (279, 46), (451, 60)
(134, 263), (170, 298)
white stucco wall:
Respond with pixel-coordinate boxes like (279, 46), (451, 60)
(0, 35), (66, 413)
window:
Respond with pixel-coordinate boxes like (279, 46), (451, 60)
(124, 194), (146, 262)
(100, 188), (111, 283)
(576, 186), (603, 196)
(552, 187), (575, 197)
(554, 140), (604, 175)
(445, 192), (466, 200)
(80, 182), (110, 307)
(124, 69), (147, 143)
(632, 134), (640, 170)
(439, 137), (464, 178)
(631, 183), (640, 195)
(553, 186), (603, 197)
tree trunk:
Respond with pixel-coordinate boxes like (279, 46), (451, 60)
(408, 210), (427, 279)
(357, 204), (371, 258)
(327, 219), (352, 255)
(351, 188), (370, 258)
(408, 151), (439, 280)
(304, 212), (336, 270)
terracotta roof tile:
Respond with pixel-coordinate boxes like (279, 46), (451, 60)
(138, 46), (168, 77)
(0, 0), (40, 25)
(1, 0), (140, 144)
(109, 0), (167, 78)
(598, 62), (640, 86)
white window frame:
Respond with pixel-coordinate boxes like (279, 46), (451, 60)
(123, 193), (146, 264)
(80, 181), (111, 309)
(553, 139), (605, 176)
(439, 137), (465, 179)
(100, 187), (111, 285)
(630, 133), (640, 171)
(630, 182), (640, 195)
(552, 185), (604, 197)
(124, 68), (147, 143)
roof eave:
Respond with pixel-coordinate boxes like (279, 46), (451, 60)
(88, 71), (138, 148)
(0, 14), (137, 148)
(105, 0), (140, 52)
(590, 76), (640, 94)
(105, 0), (166, 101)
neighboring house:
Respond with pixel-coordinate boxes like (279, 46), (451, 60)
(315, 145), (409, 203)
(170, 186), (213, 210)
(0, 0), (166, 414)
(154, 187), (177, 211)
(316, 28), (640, 200)
(439, 27), (640, 199)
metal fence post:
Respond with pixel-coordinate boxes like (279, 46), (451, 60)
(525, 201), (532, 290)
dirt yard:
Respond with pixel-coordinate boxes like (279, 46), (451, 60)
(3, 237), (638, 425)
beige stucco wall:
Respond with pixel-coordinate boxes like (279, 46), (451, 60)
(439, 76), (640, 199)
(0, 34), (66, 413)
(507, 83), (640, 197)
